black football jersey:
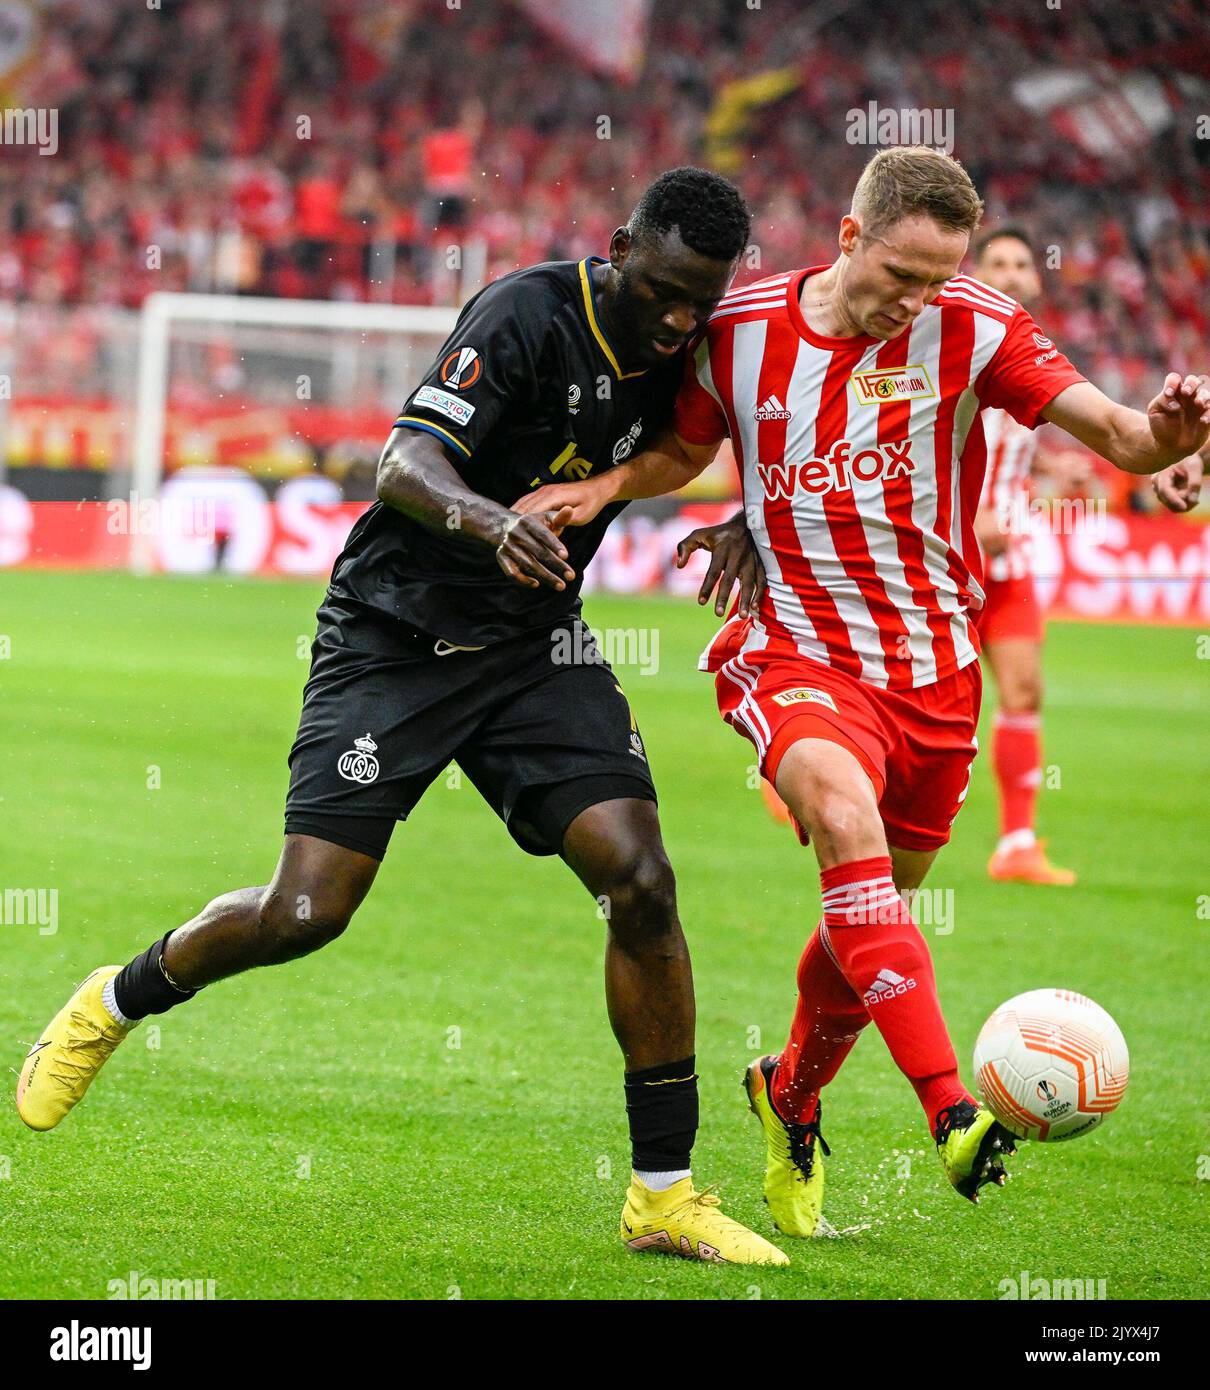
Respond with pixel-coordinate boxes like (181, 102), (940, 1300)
(328, 258), (682, 645)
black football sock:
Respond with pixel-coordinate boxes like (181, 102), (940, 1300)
(112, 931), (197, 1022)
(623, 1055), (698, 1175)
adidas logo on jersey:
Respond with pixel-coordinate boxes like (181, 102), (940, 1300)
(863, 968), (917, 1006)
(754, 394), (792, 421)
(756, 439), (915, 499)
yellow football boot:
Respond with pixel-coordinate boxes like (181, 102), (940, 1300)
(17, 966), (134, 1131)
(743, 1055), (829, 1237)
(935, 1099), (1017, 1202)
(620, 1174), (789, 1265)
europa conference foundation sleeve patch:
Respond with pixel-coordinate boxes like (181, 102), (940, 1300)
(393, 275), (545, 461)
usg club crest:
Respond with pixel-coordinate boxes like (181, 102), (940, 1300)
(337, 732), (380, 784)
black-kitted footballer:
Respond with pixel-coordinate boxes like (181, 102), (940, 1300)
(30, 169), (788, 1265)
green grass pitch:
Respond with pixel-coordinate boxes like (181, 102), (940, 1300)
(1, 569), (1206, 1300)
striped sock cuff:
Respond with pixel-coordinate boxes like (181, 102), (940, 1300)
(820, 856), (903, 928)
(994, 711), (1041, 731)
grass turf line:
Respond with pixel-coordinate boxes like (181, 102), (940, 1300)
(0, 570), (1205, 1299)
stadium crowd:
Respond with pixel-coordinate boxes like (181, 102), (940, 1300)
(2, 0), (1209, 419)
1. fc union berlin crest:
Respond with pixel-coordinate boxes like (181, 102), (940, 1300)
(337, 732), (380, 784)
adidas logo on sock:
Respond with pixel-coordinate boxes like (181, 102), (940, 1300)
(754, 393), (792, 421)
(863, 967), (917, 1006)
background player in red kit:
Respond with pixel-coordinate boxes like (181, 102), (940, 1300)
(971, 227), (1085, 886)
(516, 146), (1210, 1236)
(973, 227), (1207, 888)
(756, 227), (1202, 861)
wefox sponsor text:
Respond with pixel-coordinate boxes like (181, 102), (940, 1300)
(756, 440), (916, 499)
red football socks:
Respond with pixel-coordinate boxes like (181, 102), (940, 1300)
(774, 856), (967, 1127)
(992, 711), (1042, 839)
(770, 925), (869, 1124)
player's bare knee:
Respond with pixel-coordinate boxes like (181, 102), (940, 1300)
(1002, 677), (1042, 715)
(602, 852), (680, 946)
(815, 782), (876, 835)
(804, 786), (884, 862)
(256, 887), (352, 962)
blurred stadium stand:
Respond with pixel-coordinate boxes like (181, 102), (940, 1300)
(0, 0), (1207, 604)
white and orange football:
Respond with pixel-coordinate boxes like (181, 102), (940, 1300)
(973, 989), (1129, 1142)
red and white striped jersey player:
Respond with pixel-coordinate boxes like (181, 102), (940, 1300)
(514, 146), (1210, 1228)
(978, 406), (1037, 584)
(970, 227), (1079, 887)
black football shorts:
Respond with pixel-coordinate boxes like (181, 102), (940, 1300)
(284, 594), (657, 860)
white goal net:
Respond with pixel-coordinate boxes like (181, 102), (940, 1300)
(130, 292), (459, 572)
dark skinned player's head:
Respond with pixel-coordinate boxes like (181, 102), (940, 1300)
(604, 167), (751, 369)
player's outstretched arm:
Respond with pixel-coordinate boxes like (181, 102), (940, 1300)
(376, 426), (575, 591)
(511, 430), (763, 616)
(512, 430), (721, 525)
(1043, 374), (1210, 476)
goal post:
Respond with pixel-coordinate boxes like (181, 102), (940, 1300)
(130, 292), (459, 573)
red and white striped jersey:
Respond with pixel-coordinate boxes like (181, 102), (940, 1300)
(978, 407), (1038, 582)
(675, 267), (1084, 691)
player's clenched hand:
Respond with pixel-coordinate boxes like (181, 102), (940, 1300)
(491, 507), (577, 590)
(675, 510), (766, 619)
(511, 479), (608, 526)
(1147, 373), (1210, 460)
(1153, 453), (1203, 513)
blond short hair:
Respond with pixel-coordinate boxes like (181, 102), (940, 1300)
(851, 146), (984, 241)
